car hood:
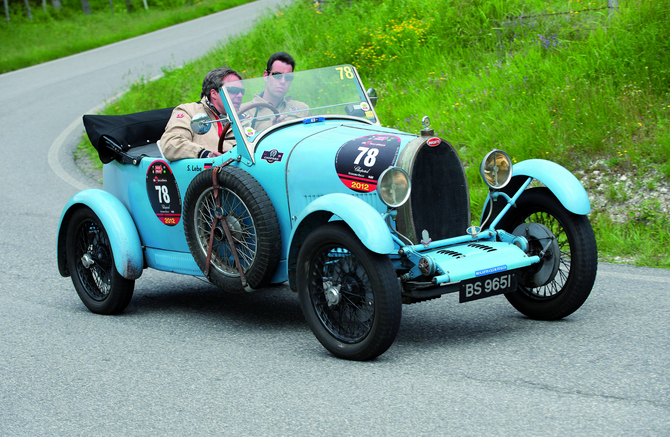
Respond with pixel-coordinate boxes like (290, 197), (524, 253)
(252, 121), (417, 215)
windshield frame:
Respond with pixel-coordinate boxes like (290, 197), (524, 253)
(218, 64), (379, 164)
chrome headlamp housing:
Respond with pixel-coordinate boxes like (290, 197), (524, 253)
(377, 167), (411, 208)
(480, 149), (513, 189)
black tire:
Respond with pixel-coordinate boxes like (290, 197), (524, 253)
(497, 187), (597, 320)
(65, 207), (135, 315)
(297, 222), (402, 360)
(183, 166), (281, 292)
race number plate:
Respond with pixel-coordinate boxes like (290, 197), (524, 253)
(459, 272), (517, 303)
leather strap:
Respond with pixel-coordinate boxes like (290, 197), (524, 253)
(203, 160), (247, 287)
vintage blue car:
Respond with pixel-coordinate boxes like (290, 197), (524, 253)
(57, 65), (597, 360)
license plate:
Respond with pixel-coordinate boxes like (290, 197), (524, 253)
(459, 272), (517, 303)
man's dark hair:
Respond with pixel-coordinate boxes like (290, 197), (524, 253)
(201, 67), (242, 99)
(265, 52), (296, 73)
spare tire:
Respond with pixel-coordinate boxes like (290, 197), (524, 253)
(183, 166), (281, 292)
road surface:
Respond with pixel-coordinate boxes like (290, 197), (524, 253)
(0, 1), (668, 434)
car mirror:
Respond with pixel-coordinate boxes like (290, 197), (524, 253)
(366, 88), (378, 108)
(191, 113), (212, 135)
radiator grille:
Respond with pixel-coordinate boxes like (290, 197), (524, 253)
(408, 142), (470, 242)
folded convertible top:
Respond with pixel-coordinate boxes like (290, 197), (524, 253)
(83, 107), (174, 164)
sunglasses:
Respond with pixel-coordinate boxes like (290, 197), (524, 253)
(268, 71), (294, 82)
(225, 86), (245, 96)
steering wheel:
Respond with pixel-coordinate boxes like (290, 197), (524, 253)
(218, 122), (231, 154)
(238, 102), (281, 125)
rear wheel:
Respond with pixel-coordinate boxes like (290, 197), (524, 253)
(65, 207), (134, 315)
(297, 222), (402, 360)
(497, 187), (597, 320)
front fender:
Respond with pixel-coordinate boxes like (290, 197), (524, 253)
(291, 193), (394, 254)
(57, 189), (143, 280)
(513, 159), (590, 215)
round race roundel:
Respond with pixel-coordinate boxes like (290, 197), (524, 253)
(146, 160), (182, 226)
(335, 135), (401, 193)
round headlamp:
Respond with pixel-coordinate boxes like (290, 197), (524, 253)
(480, 149), (513, 189)
(377, 167), (411, 208)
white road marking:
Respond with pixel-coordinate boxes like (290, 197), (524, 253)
(47, 112), (95, 191)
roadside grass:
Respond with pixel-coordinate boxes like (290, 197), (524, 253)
(593, 207), (670, 268)
(79, 0), (670, 267)
(0, 0), (254, 74)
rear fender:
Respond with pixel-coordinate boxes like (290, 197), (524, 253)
(57, 189), (143, 280)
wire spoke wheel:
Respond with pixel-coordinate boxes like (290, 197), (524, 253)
(497, 187), (597, 320)
(73, 217), (113, 301)
(65, 208), (134, 314)
(297, 222), (402, 360)
(310, 246), (375, 343)
(515, 210), (570, 299)
(184, 166), (281, 292)
(194, 186), (258, 277)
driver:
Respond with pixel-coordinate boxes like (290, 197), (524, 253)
(161, 68), (244, 161)
(243, 52), (310, 132)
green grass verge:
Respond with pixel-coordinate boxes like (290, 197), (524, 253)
(78, 0), (670, 267)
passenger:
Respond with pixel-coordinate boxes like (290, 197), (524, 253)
(244, 52), (310, 131)
(161, 68), (244, 161)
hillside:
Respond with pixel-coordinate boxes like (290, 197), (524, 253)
(84, 0), (670, 267)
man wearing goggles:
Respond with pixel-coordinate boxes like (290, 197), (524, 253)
(161, 67), (243, 161)
(244, 52), (310, 132)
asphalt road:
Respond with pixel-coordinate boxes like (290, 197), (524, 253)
(1, 2), (669, 434)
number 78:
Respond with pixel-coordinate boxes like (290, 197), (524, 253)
(355, 147), (379, 167)
(335, 66), (355, 80)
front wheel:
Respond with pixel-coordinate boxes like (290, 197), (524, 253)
(297, 222), (402, 360)
(65, 207), (135, 315)
(497, 187), (597, 320)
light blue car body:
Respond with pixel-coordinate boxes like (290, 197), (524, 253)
(57, 117), (589, 290)
(58, 120), (412, 283)
(57, 64), (590, 293)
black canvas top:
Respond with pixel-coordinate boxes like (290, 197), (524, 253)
(83, 107), (174, 164)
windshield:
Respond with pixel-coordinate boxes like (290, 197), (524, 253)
(220, 64), (378, 145)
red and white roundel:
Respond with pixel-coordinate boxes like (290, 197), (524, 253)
(146, 160), (182, 226)
(427, 137), (441, 147)
(335, 135), (401, 193)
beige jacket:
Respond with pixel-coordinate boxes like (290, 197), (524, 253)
(161, 97), (235, 161)
(244, 93), (311, 133)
